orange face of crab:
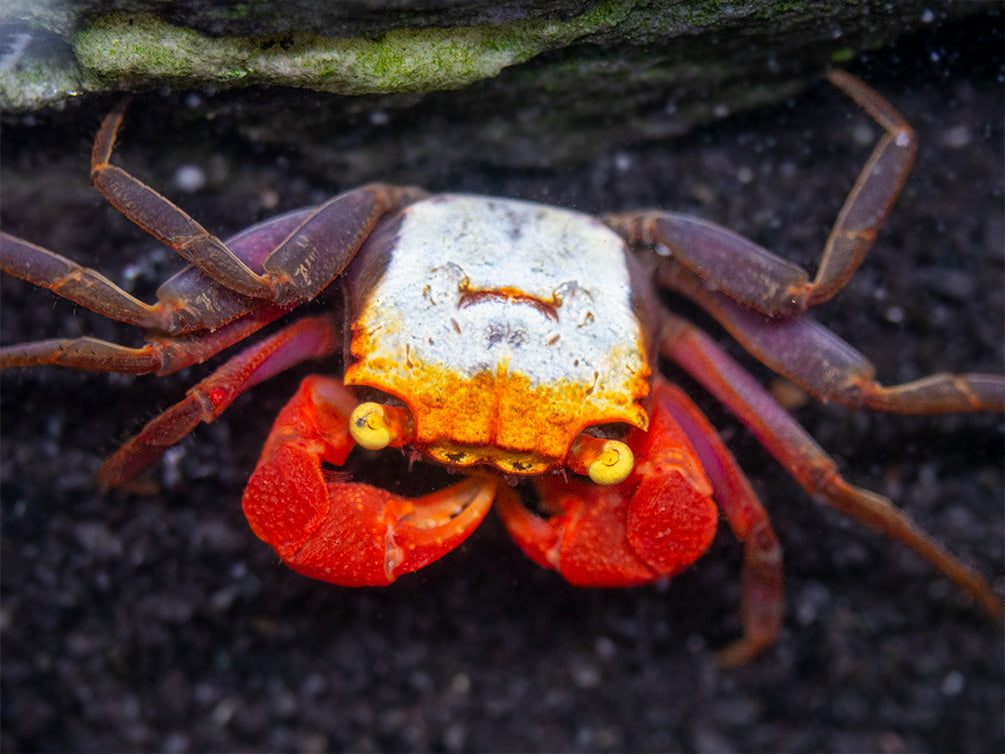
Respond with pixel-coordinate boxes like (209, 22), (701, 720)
(343, 195), (651, 476)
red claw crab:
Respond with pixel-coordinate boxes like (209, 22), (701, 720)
(2, 71), (1002, 664)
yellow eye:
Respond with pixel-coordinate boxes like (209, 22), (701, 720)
(587, 440), (634, 485)
(349, 402), (415, 450)
(567, 434), (634, 485)
(349, 402), (393, 449)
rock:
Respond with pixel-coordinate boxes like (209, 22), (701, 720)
(0, 1), (980, 173)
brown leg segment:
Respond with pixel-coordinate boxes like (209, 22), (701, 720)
(0, 303), (290, 375)
(259, 184), (426, 304)
(1, 232), (170, 329)
(1, 209), (316, 340)
(90, 103), (276, 300)
(607, 71), (916, 317)
(0, 337), (164, 374)
(661, 313), (1002, 620)
(809, 70), (917, 307)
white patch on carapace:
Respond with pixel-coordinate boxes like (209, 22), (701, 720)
(353, 195), (645, 391)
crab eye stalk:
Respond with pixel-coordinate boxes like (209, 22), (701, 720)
(567, 434), (635, 485)
(349, 402), (415, 450)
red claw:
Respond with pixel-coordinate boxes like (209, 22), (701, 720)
(497, 384), (720, 587)
(244, 472), (495, 586)
(241, 375), (495, 585)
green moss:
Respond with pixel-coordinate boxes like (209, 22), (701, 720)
(0, 38), (85, 110)
(73, 1), (632, 94)
(676, 0), (723, 30)
(830, 47), (857, 62)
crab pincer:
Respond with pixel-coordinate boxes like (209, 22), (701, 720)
(241, 375), (494, 585)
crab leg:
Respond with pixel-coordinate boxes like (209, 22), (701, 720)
(808, 69), (917, 307)
(605, 212), (812, 317)
(0, 303), (290, 375)
(98, 314), (339, 485)
(662, 264), (1005, 412)
(607, 71), (916, 317)
(661, 314), (1002, 619)
(90, 103), (275, 300)
(91, 104), (425, 307)
(242, 375), (495, 585)
(1, 209), (319, 340)
(92, 104), (271, 299)
(1, 232), (168, 329)
(652, 381), (784, 667)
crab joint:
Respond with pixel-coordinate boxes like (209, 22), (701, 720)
(567, 435), (634, 485)
(349, 402), (415, 450)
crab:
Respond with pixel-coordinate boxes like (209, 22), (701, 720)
(1, 71), (1002, 665)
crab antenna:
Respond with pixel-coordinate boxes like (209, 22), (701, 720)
(349, 402), (416, 450)
(567, 435), (634, 485)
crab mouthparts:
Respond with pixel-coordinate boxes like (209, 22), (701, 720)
(349, 400), (634, 484)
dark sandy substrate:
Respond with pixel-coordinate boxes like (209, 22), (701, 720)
(1, 12), (1002, 754)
